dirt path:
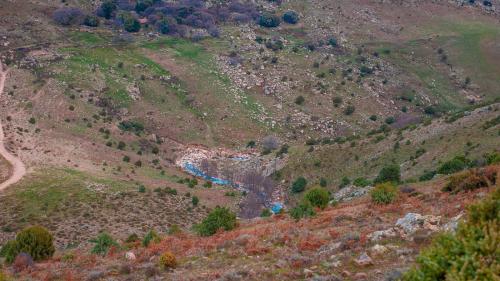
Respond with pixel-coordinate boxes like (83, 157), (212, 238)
(0, 62), (26, 191)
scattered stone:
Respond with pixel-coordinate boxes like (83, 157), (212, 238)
(370, 244), (389, 255)
(395, 213), (441, 235)
(385, 269), (404, 281)
(333, 185), (373, 202)
(125, 251), (136, 261)
(341, 270), (352, 277)
(368, 228), (398, 241)
(86, 270), (105, 281)
(355, 272), (368, 280)
(354, 252), (373, 266)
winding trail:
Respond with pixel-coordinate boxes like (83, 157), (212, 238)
(0, 62), (26, 191)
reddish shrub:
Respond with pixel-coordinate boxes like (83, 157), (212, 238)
(13, 253), (34, 273)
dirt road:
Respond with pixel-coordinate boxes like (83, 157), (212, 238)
(0, 62), (26, 191)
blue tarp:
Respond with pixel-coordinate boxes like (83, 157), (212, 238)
(183, 162), (232, 186)
(271, 202), (283, 214)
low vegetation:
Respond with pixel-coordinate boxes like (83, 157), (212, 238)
(370, 182), (398, 204)
(403, 188), (500, 280)
(195, 207), (237, 237)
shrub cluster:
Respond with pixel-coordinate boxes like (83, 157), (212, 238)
(370, 182), (398, 204)
(443, 167), (497, 193)
(195, 207), (237, 236)
(290, 202), (316, 221)
(90, 232), (119, 256)
(304, 187), (330, 209)
(0, 226), (55, 263)
(291, 177), (307, 193)
(437, 155), (471, 175)
(403, 188), (500, 280)
(374, 164), (401, 184)
(142, 229), (161, 247)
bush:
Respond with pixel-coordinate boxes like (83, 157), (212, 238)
(403, 188), (500, 281)
(196, 207), (237, 236)
(295, 95), (305, 105)
(0, 240), (18, 264)
(13, 226), (55, 262)
(158, 251), (177, 270)
(304, 187), (330, 209)
(142, 230), (161, 247)
(192, 196), (199, 206)
(353, 177), (371, 187)
(98, 0), (117, 19)
(90, 233), (118, 256)
(339, 176), (350, 188)
(371, 182), (398, 204)
(437, 156), (471, 175)
(53, 7), (84, 26)
(344, 105), (355, 115)
(118, 13), (141, 32)
(83, 15), (100, 27)
(291, 177), (307, 193)
(258, 13), (280, 28)
(419, 170), (436, 182)
(290, 202), (316, 221)
(443, 167), (497, 193)
(485, 151), (500, 165)
(374, 164), (401, 184)
(260, 208), (272, 217)
(282, 10), (299, 24)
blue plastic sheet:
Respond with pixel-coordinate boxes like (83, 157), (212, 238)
(183, 162), (232, 186)
(271, 202), (283, 214)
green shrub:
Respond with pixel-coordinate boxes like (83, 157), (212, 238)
(282, 10), (299, 24)
(83, 15), (99, 27)
(195, 207), (237, 237)
(403, 188), (500, 281)
(291, 177), (307, 193)
(419, 170), (436, 182)
(344, 105), (355, 115)
(0, 240), (18, 264)
(304, 187), (330, 209)
(290, 202), (316, 221)
(260, 208), (272, 217)
(90, 233), (118, 256)
(485, 151), (500, 165)
(353, 177), (371, 187)
(370, 183), (398, 204)
(319, 177), (327, 187)
(13, 226), (55, 262)
(142, 230), (161, 247)
(258, 13), (280, 28)
(192, 196), (199, 206)
(118, 12), (140, 32)
(125, 233), (139, 243)
(437, 156), (471, 175)
(339, 176), (350, 188)
(374, 164), (401, 184)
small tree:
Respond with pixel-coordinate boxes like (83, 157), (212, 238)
(374, 164), (401, 184)
(196, 207), (237, 236)
(304, 187), (330, 209)
(83, 15), (100, 27)
(192, 196), (199, 206)
(291, 177), (307, 193)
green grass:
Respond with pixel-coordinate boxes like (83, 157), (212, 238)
(69, 31), (108, 46)
(3, 168), (135, 223)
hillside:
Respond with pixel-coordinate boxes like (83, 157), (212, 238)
(3, 165), (499, 280)
(0, 0), (499, 280)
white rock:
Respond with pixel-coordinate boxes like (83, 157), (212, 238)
(125, 251), (136, 261)
(370, 244), (389, 255)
